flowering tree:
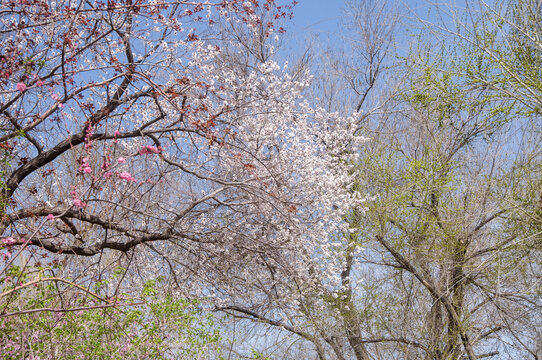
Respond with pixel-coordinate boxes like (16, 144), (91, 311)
(0, 0), (365, 354)
(225, 1), (541, 359)
(213, 1), (542, 359)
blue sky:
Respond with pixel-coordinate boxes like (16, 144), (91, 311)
(279, 0), (468, 62)
(279, 0), (345, 63)
(281, 0), (427, 55)
(288, 1), (343, 36)
(283, 0), (454, 37)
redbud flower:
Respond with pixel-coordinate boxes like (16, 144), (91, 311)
(16, 82), (27, 92)
(47, 214), (55, 221)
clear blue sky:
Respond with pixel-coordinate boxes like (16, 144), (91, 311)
(279, 0), (345, 62)
(281, 0), (464, 60)
(285, 0), (429, 35)
(283, 0), (463, 33)
(288, 0), (343, 36)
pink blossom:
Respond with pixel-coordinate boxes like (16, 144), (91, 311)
(47, 214), (55, 221)
(70, 188), (86, 208)
(103, 172), (113, 179)
(16, 82), (27, 92)
(79, 158), (92, 174)
(117, 157), (126, 164)
(139, 145), (161, 155)
(72, 199), (87, 207)
(36, 79), (44, 87)
(51, 93), (60, 101)
(114, 130), (121, 137)
(118, 171), (136, 182)
(2, 252), (11, 261)
(84, 124), (94, 149)
(2, 237), (16, 245)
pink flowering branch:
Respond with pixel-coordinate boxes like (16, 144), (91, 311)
(0, 218), (47, 277)
(1, 205), (200, 256)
